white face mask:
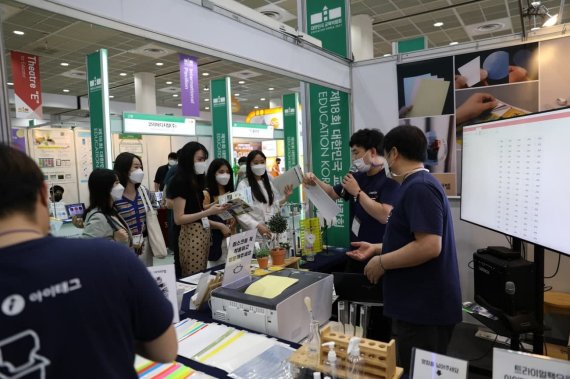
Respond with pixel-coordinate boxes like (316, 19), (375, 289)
(110, 184), (125, 201)
(129, 168), (144, 184)
(353, 152), (371, 173)
(168, 160), (177, 166)
(381, 156), (392, 179)
(216, 173), (231, 186)
(194, 161), (207, 175)
(251, 164), (266, 176)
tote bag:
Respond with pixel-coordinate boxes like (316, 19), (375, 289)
(139, 187), (168, 258)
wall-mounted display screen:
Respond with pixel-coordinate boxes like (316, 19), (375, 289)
(461, 108), (570, 256)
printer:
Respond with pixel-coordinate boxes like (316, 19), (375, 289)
(210, 269), (333, 343)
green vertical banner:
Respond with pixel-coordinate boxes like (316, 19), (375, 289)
(86, 49), (112, 169)
(210, 77), (232, 161)
(309, 84), (351, 247)
(305, 0), (349, 58)
(282, 93), (300, 204)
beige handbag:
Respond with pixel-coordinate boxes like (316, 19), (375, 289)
(138, 187), (168, 258)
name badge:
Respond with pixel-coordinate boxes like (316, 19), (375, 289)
(201, 217), (210, 229)
(351, 217), (361, 237)
(132, 234), (143, 246)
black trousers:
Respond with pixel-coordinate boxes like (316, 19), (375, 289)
(393, 319), (456, 374)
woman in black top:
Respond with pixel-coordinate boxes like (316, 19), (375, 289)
(203, 158), (235, 267)
(168, 142), (229, 276)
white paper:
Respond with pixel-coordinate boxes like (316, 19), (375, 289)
(492, 348), (570, 379)
(223, 229), (257, 288)
(180, 272), (214, 285)
(412, 348), (468, 379)
(403, 74), (431, 106)
(304, 184), (341, 222)
(147, 264), (179, 323)
(458, 56), (481, 87)
(177, 323), (234, 359)
(272, 165), (304, 196)
(176, 281), (197, 294)
(192, 272), (212, 309)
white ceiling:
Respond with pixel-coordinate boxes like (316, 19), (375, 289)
(1, 0), (567, 117)
(239, 0), (568, 56)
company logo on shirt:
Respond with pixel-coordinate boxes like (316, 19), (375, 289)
(1, 294), (25, 316)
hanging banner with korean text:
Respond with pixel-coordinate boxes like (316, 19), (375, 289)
(210, 78), (233, 161)
(86, 49), (112, 169)
(309, 84), (350, 247)
(10, 51), (43, 119)
(178, 54), (200, 117)
(283, 93), (301, 204)
(304, 0), (350, 58)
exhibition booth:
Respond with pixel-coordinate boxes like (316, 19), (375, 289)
(1, 0), (569, 378)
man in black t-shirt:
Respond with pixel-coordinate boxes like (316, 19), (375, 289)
(154, 152), (178, 191)
(0, 144), (177, 378)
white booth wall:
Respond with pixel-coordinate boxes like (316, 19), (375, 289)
(351, 39), (570, 333)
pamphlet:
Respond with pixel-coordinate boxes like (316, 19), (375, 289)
(219, 187), (255, 217)
(272, 165), (303, 196)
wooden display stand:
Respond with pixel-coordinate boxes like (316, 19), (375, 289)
(289, 326), (403, 379)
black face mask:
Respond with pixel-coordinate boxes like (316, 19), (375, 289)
(54, 194), (63, 202)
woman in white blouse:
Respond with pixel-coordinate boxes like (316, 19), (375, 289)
(236, 150), (292, 238)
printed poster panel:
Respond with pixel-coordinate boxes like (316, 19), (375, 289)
(308, 84), (350, 247)
(210, 78), (233, 161)
(30, 128), (78, 204)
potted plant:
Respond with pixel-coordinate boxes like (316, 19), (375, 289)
(255, 247), (270, 269)
(267, 213), (288, 266)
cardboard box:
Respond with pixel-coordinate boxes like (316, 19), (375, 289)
(432, 173), (457, 196)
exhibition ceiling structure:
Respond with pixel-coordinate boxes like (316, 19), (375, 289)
(0, 0), (300, 118)
(239, 0), (569, 57)
(2, 0), (568, 118)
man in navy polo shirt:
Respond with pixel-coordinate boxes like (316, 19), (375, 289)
(0, 144), (177, 378)
(348, 125), (461, 374)
(304, 128), (400, 272)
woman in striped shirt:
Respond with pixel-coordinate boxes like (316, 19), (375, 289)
(113, 152), (153, 266)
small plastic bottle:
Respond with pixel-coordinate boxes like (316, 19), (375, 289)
(347, 337), (364, 378)
(306, 320), (321, 366)
(322, 342), (337, 379)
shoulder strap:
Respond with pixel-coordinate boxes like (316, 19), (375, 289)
(86, 210), (118, 232)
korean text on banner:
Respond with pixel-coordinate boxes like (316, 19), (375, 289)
(309, 84), (351, 247)
(210, 78), (233, 161)
(178, 54), (200, 117)
(305, 0), (349, 58)
(10, 51), (43, 119)
(283, 93), (300, 203)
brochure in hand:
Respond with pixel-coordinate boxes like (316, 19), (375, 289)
(218, 187), (255, 218)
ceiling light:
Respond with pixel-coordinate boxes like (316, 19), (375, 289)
(254, 106), (259, 109)
(7, 82), (13, 86)
(433, 22), (444, 27)
(542, 12), (558, 27)
(202, 72), (210, 77)
(172, 94), (179, 97)
(234, 93), (240, 97)
(204, 86), (209, 91)
(155, 62), (164, 66)
(238, 80), (245, 84)
(109, 95), (114, 99)
(166, 81), (173, 85)
(449, 41), (459, 46)
(60, 62), (69, 67)
(177, 103), (182, 107)
(260, 98), (266, 101)
(13, 30), (24, 35)
(205, 106), (210, 110)
(119, 72), (127, 76)
(62, 89), (70, 93)
(383, 54), (391, 57)
(268, 87), (274, 91)
(204, 98), (209, 102)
